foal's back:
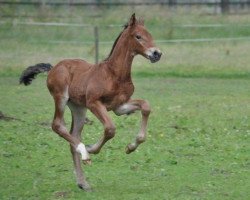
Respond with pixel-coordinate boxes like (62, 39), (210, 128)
(47, 59), (93, 99)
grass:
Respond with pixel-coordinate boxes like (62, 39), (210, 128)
(0, 4), (250, 200)
(0, 77), (250, 199)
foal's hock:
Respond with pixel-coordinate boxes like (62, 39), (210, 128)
(20, 13), (162, 191)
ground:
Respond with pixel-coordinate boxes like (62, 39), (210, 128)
(1, 77), (249, 199)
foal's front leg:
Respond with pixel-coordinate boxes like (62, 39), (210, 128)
(86, 101), (116, 154)
(114, 99), (151, 154)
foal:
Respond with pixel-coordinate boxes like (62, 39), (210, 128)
(20, 14), (161, 191)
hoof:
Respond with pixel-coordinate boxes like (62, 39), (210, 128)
(125, 144), (136, 154)
(78, 183), (92, 192)
(83, 159), (92, 165)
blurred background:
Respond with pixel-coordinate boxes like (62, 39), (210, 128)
(0, 0), (250, 78)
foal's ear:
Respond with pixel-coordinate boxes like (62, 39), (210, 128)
(128, 13), (137, 27)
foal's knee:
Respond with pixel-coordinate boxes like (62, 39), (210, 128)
(141, 101), (151, 116)
(52, 119), (65, 136)
(52, 120), (59, 132)
(104, 124), (116, 139)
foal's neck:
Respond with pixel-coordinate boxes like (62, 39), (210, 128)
(106, 36), (134, 81)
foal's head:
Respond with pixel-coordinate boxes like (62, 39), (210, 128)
(125, 14), (162, 63)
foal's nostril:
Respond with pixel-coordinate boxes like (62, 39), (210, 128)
(153, 51), (159, 56)
(153, 51), (161, 59)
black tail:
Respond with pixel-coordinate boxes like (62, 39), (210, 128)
(19, 63), (52, 85)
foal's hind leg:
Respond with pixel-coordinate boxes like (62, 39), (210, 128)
(68, 102), (91, 191)
(51, 94), (90, 162)
(114, 99), (151, 154)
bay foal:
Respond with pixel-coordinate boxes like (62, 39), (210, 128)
(20, 14), (161, 191)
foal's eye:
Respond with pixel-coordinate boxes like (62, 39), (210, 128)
(135, 35), (142, 40)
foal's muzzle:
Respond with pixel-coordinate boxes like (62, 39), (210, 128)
(145, 48), (162, 63)
(150, 50), (162, 63)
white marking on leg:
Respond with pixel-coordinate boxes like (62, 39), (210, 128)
(114, 103), (138, 116)
(76, 143), (90, 160)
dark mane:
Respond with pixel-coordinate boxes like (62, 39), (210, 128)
(104, 23), (128, 61)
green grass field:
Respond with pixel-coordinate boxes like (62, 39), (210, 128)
(1, 77), (250, 199)
(0, 4), (250, 200)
